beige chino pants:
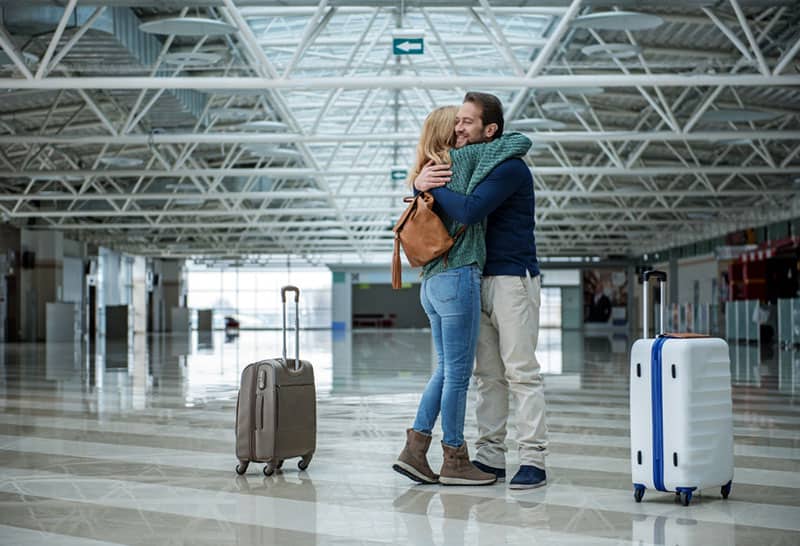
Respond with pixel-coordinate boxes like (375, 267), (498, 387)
(473, 273), (548, 469)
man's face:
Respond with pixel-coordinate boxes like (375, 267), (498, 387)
(454, 101), (497, 148)
(455, 101), (486, 148)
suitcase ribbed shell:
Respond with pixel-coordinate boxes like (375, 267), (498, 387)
(630, 337), (734, 493)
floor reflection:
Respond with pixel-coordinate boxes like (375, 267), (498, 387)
(1, 328), (799, 545)
(4, 330), (800, 406)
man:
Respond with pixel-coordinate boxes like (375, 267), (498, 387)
(413, 91), (547, 489)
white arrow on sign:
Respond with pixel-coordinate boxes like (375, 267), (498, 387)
(395, 40), (423, 53)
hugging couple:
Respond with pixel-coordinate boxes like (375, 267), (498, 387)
(392, 92), (548, 489)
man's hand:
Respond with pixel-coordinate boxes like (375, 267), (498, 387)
(414, 161), (452, 192)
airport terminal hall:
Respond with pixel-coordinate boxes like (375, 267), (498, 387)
(2, 0), (800, 545)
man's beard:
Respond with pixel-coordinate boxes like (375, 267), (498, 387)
(455, 134), (469, 148)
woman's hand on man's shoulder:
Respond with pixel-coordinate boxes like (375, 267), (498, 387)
(414, 160), (452, 192)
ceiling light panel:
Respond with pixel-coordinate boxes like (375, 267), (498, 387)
(162, 52), (223, 67)
(581, 43), (642, 59)
(571, 11), (664, 31)
(139, 17), (237, 36)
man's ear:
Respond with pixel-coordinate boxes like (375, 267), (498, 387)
(484, 123), (498, 139)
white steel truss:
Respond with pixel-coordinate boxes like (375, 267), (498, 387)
(0, 0), (798, 261)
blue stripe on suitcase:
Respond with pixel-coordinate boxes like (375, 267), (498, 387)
(650, 336), (668, 492)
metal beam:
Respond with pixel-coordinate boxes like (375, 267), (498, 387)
(35, 0), (78, 80)
(773, 35), (800, 76)
(2, 193), (794, 219)
(38, 217), (751, 235)
(702, 8), (755, 65)
(6, 189), (789, 202)
(282, 0), (332, 78)
(0, 24), (33, 79)
(3, 130), (797, 146)
(526, 0), (582, 78)
(45, 6), (107, 76)
(3, 166), (799, 178)
(729, 0), (770, 76)
(1, 74), (798, 90)
(220, 0), (367, 261)
(473, 1), (526, 76)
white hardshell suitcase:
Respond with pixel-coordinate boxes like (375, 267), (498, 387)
(630, 271), (734, 506)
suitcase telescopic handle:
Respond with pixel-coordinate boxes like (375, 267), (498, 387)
(281, 286), (299, 303)
(642, 270), (667, 338)
(281, 285), (300, 370)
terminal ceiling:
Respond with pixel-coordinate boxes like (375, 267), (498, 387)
(0, 0), (799, 264)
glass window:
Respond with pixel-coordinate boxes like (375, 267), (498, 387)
(540, 287), (562, 328)
(186, 265), (332, 329)
(237, 271), (258, 291)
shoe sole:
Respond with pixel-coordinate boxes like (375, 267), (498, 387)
(392, 462), (438, 484)
(509, 480), (547, 490)
(472, 462), (506, 482)
(439, 476), (497, 486)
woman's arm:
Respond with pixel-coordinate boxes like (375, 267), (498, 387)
(413, 161), (452, 192)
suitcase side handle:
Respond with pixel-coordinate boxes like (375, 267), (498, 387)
(642, 270), (667, 338)
(282, 285), (300, 370)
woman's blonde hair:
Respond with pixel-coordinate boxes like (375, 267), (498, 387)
(407, 106), (458, 188)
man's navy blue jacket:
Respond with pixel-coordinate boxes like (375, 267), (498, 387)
(429, 157), (540, 278)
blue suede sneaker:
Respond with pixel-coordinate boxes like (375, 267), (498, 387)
(471, 460), (506, 482)
(509, 465), (547, 490)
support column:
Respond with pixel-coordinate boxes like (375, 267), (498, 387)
(627, 264), (638, 337)
(151, 259), (185, 332)
(0, 225), (20, 342)
(669, 255), (679, 305)
(330, 270), (352, 332)
(20, 229), (64, 341)
(132, 256), (147, 334)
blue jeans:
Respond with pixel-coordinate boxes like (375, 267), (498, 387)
(413, 265), (481, 448)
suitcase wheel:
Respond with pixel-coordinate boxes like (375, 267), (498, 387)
(679, 490), (692, 506)
(633, 486), (645, 503)
(235, 461), (249, 475)
(263, 462), (276, 477)
(721, 481), (732, 499)
(276, 460), (284, 470)
(298, 454), (312, 471)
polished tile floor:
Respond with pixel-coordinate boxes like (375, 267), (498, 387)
(0, 329), (798, 545)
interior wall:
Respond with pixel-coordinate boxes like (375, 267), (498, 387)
(150, 259), (185, 332)
(62, 257), (83, 304)
(101, 247), (130, 306)
(20, 230), (63, 341)
(352, 284), (428, 328)
(0, 225), (20, 341)
(677, 254), (717, 306)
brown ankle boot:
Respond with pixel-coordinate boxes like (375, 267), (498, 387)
(439, 442), (497, 486)
(393, 429), (439, 484)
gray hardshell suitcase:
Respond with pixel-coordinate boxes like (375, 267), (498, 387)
(234, 286), (316, 476)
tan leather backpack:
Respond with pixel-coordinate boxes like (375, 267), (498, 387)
(391, 192), (464, 289)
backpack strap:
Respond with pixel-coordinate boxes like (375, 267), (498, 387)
(442, 225), (467, 269)
(393, 194), (421, 235)
(392, 234), (402, 289)
(392, 195), (420, 289)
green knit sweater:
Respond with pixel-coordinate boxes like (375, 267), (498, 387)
(421, 132), (532, 279)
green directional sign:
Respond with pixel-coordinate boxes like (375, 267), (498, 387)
(393, 37), (424, 55)
(390, 168), (407, 182)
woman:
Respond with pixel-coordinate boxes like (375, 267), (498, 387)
(392, 106), (531, 485)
